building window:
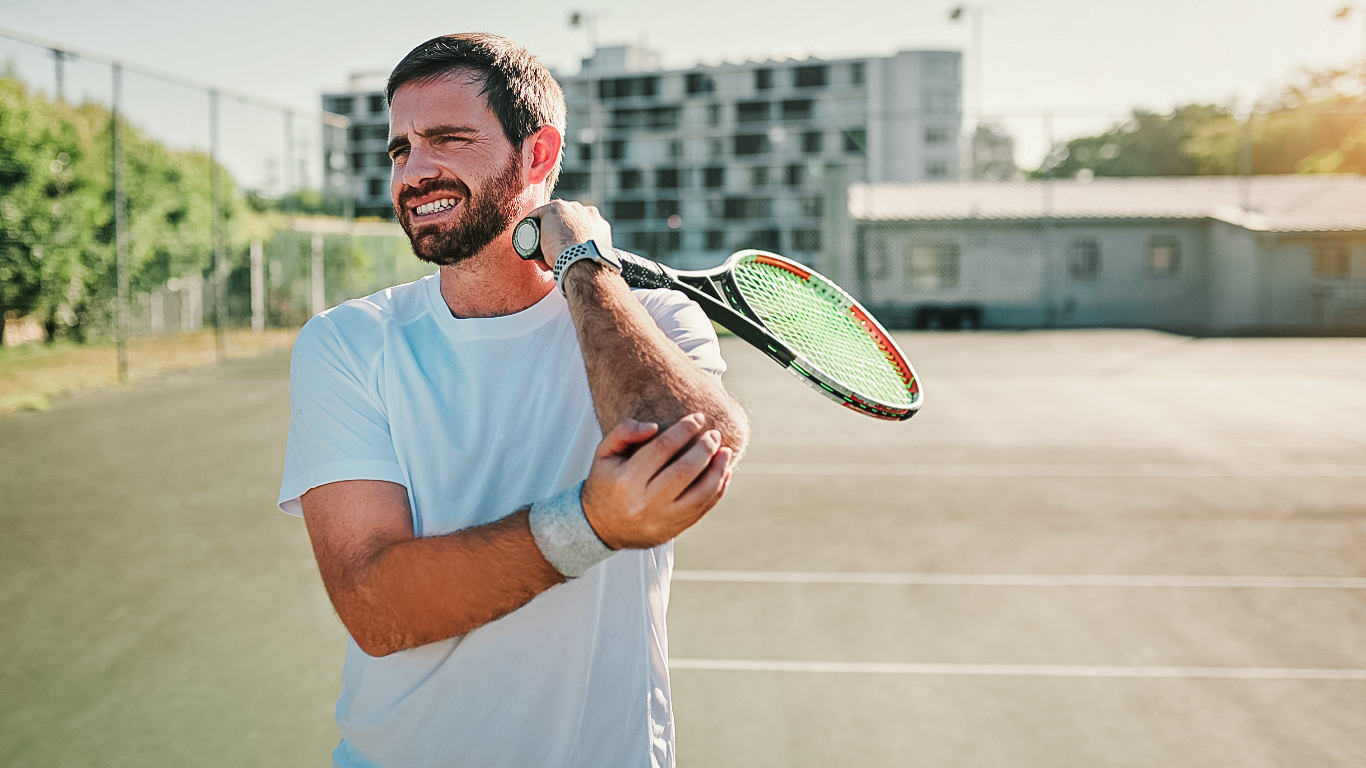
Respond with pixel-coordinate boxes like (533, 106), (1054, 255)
(577, 143), (592, 162)
(741, 228), (782, 251)
(1312, 243), (1351, 277)
(705, 230), (726, 250)
(618, 169), (643, 190)
(375, 152), (391, 168)
(780, 99), (813, 121)
(843, 128), (867, 154)
(802, 131), (823, 154)
(1068, 238), (1101, 281)
(610, 106), (680, 130)
(922, 91), (959, 115)
(926, 160), (949, 179)
(754, 68), (773, 90)
(850, 62), (866, 85)
(708, 138), (724, 157)
(669, 140), (683, 159)
(685, 73), (715, 95)
(656, 168), (680, 188)
(703, 167), (725, 188)
(557, 172), (589, 192)
(792, 229), (821, 251)
(907, 243), (961, 290)
(655, 199), (680, 218)
(367, 178), (385, 197)
(612, 200), (647, 220)
(607, 140), (627, 161)
(749, 166), (769, 187)
(599, 76), (660, 100)
(800, 196), (823, 218)
(350, 152), (365, 170)
(1148, 236), (1181, 277)
(325, 96), (354, 114)
(794, 65), (828, 88)
(924, 126), (952, 144)
(785, 163), (804, 187)
(368, 94), (386, 113)
(734, 134), (769, 155)
(723, 197), (772, 219)
(737, 101), (770, 123)
(707, 104), (722, 126)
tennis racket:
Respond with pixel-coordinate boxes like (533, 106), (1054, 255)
(513, 217), (922, 421)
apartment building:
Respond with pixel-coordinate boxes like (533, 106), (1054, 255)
(321, 46), (963, 267)
(323, 73), (393, 219)
(558, 46), (962, 268)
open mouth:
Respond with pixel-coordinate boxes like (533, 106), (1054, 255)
(411, 197), (461, 219)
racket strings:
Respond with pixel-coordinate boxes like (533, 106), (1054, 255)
(731, 261), (916, 408)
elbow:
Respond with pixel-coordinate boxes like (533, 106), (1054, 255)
(719, 397), (751, 460)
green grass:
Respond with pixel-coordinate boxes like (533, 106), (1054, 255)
(0, 330), (298, 415)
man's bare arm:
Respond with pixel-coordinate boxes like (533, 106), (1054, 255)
(301, 480), (562, 657)
(534, 200), (751, 457)
(302, 416), (728, 656)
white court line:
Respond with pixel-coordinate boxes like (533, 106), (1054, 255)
(668, 658), (1366, 680)
(672, 570), (1366, 589)
(738, 462), (1366, 478)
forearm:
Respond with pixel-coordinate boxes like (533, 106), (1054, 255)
(563, 264), (749, 453)
(334, 509), (564, 656)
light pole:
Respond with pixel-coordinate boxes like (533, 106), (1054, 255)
(949, 5), (986, 130)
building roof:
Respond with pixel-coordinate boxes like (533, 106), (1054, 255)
(849, 175), (1366, 233)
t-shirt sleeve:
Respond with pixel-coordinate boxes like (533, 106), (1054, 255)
(277, 313), (406, 516)
(632, 287), (727, 379)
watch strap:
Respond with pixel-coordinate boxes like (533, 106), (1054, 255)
(553, 240), (621, 291)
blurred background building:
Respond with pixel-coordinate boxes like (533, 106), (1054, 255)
(321, 45), (966, 268)
(837, 175), (1366, 333)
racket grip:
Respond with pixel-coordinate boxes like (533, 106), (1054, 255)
(617, 252), (673, 290)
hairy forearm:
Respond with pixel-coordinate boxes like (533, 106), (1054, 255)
(563, 265), (749, 454)
(331, 510), (564, 656)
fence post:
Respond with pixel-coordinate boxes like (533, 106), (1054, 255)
(112, 63), (129, 383)
(210, 89), (228, 360)
(311, 234), (325, 316)
(250, 238), (265, 333)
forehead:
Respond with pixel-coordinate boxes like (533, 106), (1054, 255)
(388, 71), (501, 132)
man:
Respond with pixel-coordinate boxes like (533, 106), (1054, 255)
(277, 33), (749, 768)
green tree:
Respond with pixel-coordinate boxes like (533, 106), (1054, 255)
(0, 75), (245, 343)
(1034, 64), (1366, 179)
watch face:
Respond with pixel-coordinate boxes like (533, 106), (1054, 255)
(600, 246), (623, 269)
(513, 218), (541, 259)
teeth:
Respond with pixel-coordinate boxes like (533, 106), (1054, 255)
(415, 198), (457, 216)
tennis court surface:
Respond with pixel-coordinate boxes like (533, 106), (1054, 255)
(3, 330), (1364, 766)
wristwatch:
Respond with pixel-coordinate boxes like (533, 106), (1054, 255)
(552, 240), (623, 291)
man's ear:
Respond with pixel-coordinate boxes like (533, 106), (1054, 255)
(525, 125), (564, 187)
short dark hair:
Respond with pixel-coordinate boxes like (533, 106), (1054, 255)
(387, 33), (566, 190)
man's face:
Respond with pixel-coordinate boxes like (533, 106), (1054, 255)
(387, 72), (527, 266)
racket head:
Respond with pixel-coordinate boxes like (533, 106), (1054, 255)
(722, 250), (922, 420)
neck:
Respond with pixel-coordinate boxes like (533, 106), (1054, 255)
(438, 237), (556, 319)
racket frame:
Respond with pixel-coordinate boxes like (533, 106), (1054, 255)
(619, 250), (921, 422)
(510, 217), (920, 421)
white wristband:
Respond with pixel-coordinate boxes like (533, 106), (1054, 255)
(528, 481), (615, 578)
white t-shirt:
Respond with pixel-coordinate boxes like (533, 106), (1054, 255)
(278, 273), (725, 768)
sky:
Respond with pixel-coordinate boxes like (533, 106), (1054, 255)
(1, 0), (1363, 185)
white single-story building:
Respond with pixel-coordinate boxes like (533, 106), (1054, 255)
(821, 176), (1366, 334)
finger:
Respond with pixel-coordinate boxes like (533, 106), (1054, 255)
(670, 447), (733, 520)
(597, 419), (659, 458)
(627, 413), (706, 474)
(648, 429), (721, 500)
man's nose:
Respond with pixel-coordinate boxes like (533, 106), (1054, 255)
(401, 143), (442, 189)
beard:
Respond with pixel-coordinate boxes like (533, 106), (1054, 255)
(396, 152), (524, 267)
